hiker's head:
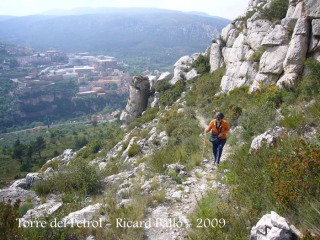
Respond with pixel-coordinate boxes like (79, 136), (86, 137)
(215, 112), (224, 121)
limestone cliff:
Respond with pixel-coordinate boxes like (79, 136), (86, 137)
(208, 0), (320, 93)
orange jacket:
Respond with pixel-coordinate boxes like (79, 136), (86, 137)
(206, 119), (230, 140)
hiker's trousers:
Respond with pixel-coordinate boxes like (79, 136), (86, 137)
(211, 139), (226, 164)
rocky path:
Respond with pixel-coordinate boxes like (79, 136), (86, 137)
(144, 114), (232, 239)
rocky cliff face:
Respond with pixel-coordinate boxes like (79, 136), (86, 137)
(209, 0), (320, 93)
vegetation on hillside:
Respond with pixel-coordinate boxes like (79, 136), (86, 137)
(260, 0), (289, 21)
(0, 122), (123, 188)
(0, 79), (17, 132)
(1, 57), (319, 239)
(0, 78), (128, 133)
(187, 59), (320, 239)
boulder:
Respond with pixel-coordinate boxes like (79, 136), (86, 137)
(158, 72), (172, 81)
(233, 33), (247, 48)
(0, 188), (40, 205)
(62, 203), (103, 226)
(21, 201), (63, 221)
(150, 92), (160, 108)
(170, 53), (201, 84)
(225, 61), (257, 80)
(226, 29), (240, 47)
(159, 131), (169, 145)
(170, 65), (188, 84)
(271, 211), (290, 231)
(122, 137), (137, 158)
(250, 73), (280, 92)
(250, 211), (298, 240)
(26, 173), (40, 188)
(262, 25), (289, 46)
(44, 167), (54, 174)
(59, 149), (76, 165)
(277, 73), (299, 88)
(259, 45), (288, 75)
(246, 19), (272, 50)
(220, 76), (247, 93)
(117, 199), (134, 208)
(222, 45), (250, 63)
(220, 24), (235, 42)
(104, 171), (134, 186)
(10, 178), (28, 189)
(250, 127), (284, 152)
(185, 68), (199, 80)
(174, 55), (194, 67)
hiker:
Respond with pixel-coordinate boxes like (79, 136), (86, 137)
(205, 112), (230, 165)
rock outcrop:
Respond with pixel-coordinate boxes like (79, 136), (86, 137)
(120, 75), (151, 122)
(250, 211), (301, 240)
(62, 203), (104, 226)
(170, 54), (200, 84)
(208, 0), (320, 93)
(250, 127), (285, 152)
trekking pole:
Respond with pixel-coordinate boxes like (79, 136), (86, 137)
(202, 129), (206, 159)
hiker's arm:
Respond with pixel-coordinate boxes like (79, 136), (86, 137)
(205, 121), (213, 133)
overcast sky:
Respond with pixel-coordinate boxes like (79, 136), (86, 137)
(0, 0), (249, 20)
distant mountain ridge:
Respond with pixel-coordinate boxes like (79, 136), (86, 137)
(0, 8), (230, 69)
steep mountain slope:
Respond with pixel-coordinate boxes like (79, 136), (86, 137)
(0, 1), (319, 239)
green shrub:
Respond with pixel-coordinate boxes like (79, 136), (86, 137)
(128, 142), (141, 157)
(128, 107), (159, 130)
(154, 79), (172, 93)
(90, 140), (101, 154)
(185, 67), (225, 110)
(159, 80), (186, 107)
(190, 55), (210, 74)
(280, 112), (304, 129)
(270, 140), (320, 209)
(249, 46), (267, 63)
(219, 135), (320, 234)
(33, 179), (52, 196)
(34, 158), (102, 196)
(18, 203), (34, 217)
(103, 189), (145, 240)
(0, 199), (23, 239)
(151, 190), (167, 203)
(298, 59), (320, 100)
(188, 190), (249, 240)
(238, 101), (277, 140)
(167, 169), (182, 184)
(148, 147), (176, 173)
(260, 0), (289, 21)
